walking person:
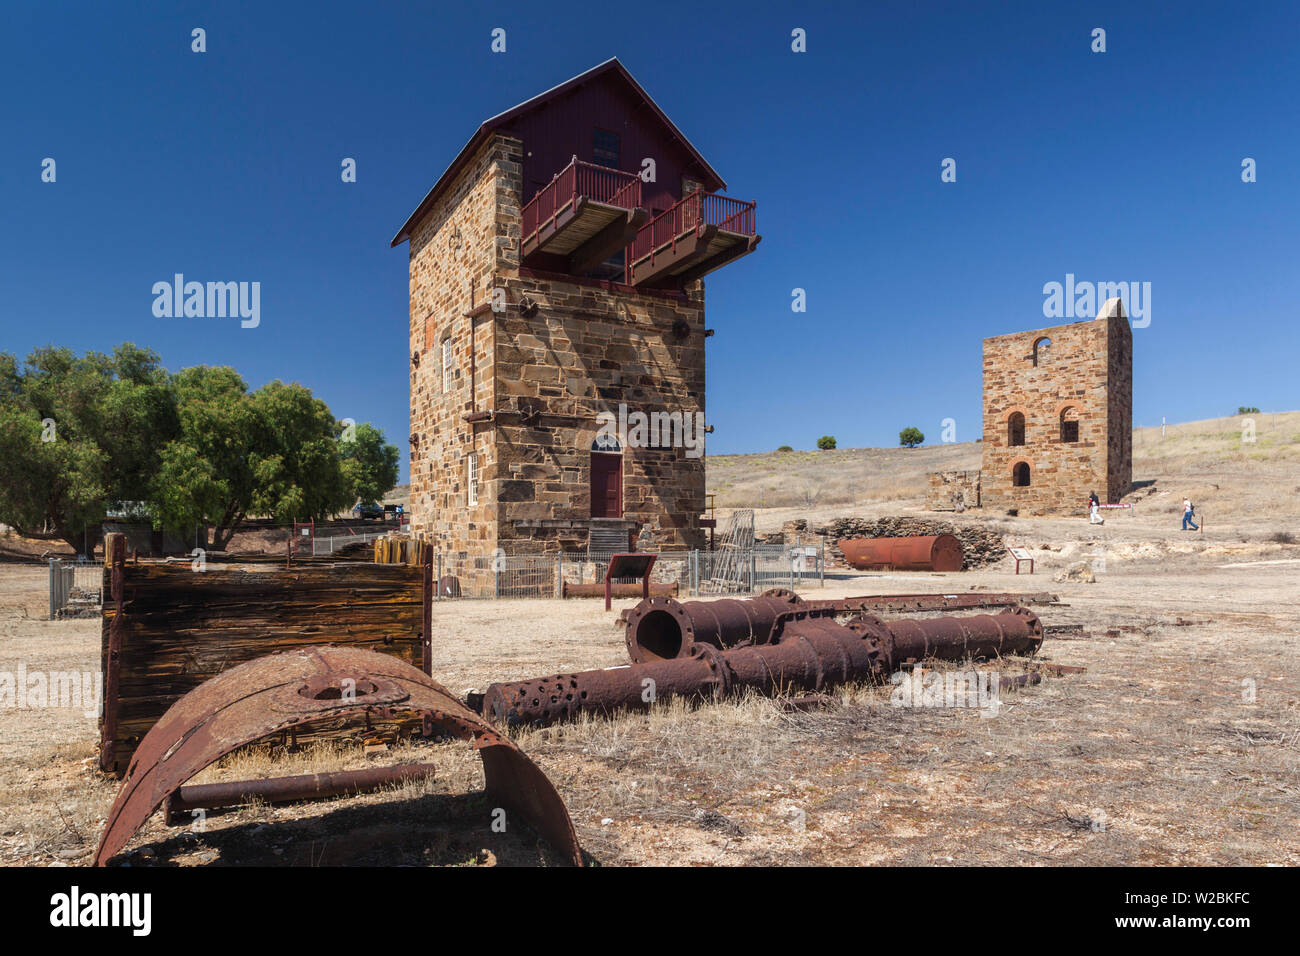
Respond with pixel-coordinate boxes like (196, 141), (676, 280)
(1088, 491), (1104, 524)
(1182, 497), (1198, 531)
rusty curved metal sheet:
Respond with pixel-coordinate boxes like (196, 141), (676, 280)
(94, 645), (583, 867)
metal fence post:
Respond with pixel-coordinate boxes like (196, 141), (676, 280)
(436, 552), (443, 600)
(820, 535), (825, 587)
(556, 551), (564, 598)
(749, 549), (756, 594)
(790, 551), (796, 591)
(48, 558), (56, 620)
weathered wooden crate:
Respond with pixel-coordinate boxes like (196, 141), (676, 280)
(99, 534), (433, 776)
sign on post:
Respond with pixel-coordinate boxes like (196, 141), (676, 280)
(605, 553), (657, 611)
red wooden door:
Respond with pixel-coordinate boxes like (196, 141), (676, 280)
(590, 453), (622, 518)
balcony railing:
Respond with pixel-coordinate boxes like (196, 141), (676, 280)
(521, 157), (643, 241)
(628, 190), (757, 264)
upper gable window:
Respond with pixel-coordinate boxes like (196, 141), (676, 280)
(593, 128), (620, 168)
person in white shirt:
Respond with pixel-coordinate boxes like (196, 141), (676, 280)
(1182, 498), (1198, 531)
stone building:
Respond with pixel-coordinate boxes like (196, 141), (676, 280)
(979, 298), (1133, 514)
(391, 59), (760, 554)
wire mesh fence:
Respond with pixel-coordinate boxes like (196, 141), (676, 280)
(51, 539), (826, 610)
(428, 542), (824, 600)
(311, 529), (389, 557)
(48, 558), (104, 619)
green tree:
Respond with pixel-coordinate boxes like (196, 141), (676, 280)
(776, 445), (793, 453)
(339, 422), (400, 505)
(247, 381), (352, 523)
(0, 345), (177, 555)
(817, 436), (837, 450)
(1237, 406), (1260, 414)
(149, 365), (261, 551)
(899, 427), (925, 448)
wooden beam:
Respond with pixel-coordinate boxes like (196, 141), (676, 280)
(675, 234), (762, 283)
(567, 207), (649, 275)
(629, 224), (717, 286)
(522, 197), (585, 258)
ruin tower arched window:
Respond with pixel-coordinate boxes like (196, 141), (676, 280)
(1008, 411), (1026, 447)
(1012, 461), (1031, 487)
(1032, 336), (1052, 367)
(1060, 406), (1080, 443)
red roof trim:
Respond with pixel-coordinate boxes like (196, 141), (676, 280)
(390, 58), (726, 247)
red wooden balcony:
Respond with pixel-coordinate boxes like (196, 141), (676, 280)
(627, 191), (760, 287)
(520, 157), (649, 274)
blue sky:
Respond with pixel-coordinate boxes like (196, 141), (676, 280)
(3, 1), (1296, 482)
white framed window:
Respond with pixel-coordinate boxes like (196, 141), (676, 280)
(442, 338), (453, 393)
(467, 453), (479, 506)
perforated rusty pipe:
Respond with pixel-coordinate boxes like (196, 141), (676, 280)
(487, 607), (1043, 727)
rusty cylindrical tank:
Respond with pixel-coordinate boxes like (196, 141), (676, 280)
(838, 534), (964, 572)
(486, 607), (1043, 727)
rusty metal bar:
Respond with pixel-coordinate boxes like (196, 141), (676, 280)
(164, 763), (440, 822)
(487, 608), (1044, 727)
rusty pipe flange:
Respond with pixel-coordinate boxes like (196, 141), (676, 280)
(624, 596), (697, 663)
(625, 594), (820, 663)
(758, 587), (805, 605)
(94, 646), (583, 867)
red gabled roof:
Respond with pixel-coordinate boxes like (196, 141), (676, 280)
(389, 57), (727, 247)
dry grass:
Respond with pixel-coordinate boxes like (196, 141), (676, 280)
(2, 411), (1299, 866)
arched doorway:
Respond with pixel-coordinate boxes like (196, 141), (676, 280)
(590, 434), (623, 518)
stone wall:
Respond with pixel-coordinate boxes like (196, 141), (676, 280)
(926, 470), (982, 511)
(491, 273), (707, 553)
(406, 132), (708, 554)
(407, 135), (515, 555)
(980, 307), (1131, 514)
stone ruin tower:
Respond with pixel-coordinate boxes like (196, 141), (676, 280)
(391, 59), (760, 554)
(980, 298), (1133, 514)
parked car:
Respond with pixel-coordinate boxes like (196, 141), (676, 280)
(353, 502), (384, 520)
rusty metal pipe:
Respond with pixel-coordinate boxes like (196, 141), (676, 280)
(623, 593), (804, 662)
(625, 591), (1055, 662)
(164, 763), (440, 822)
(488, 608), (1043, 727)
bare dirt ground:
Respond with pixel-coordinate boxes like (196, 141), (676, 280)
(1, 412), (1296, 866)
